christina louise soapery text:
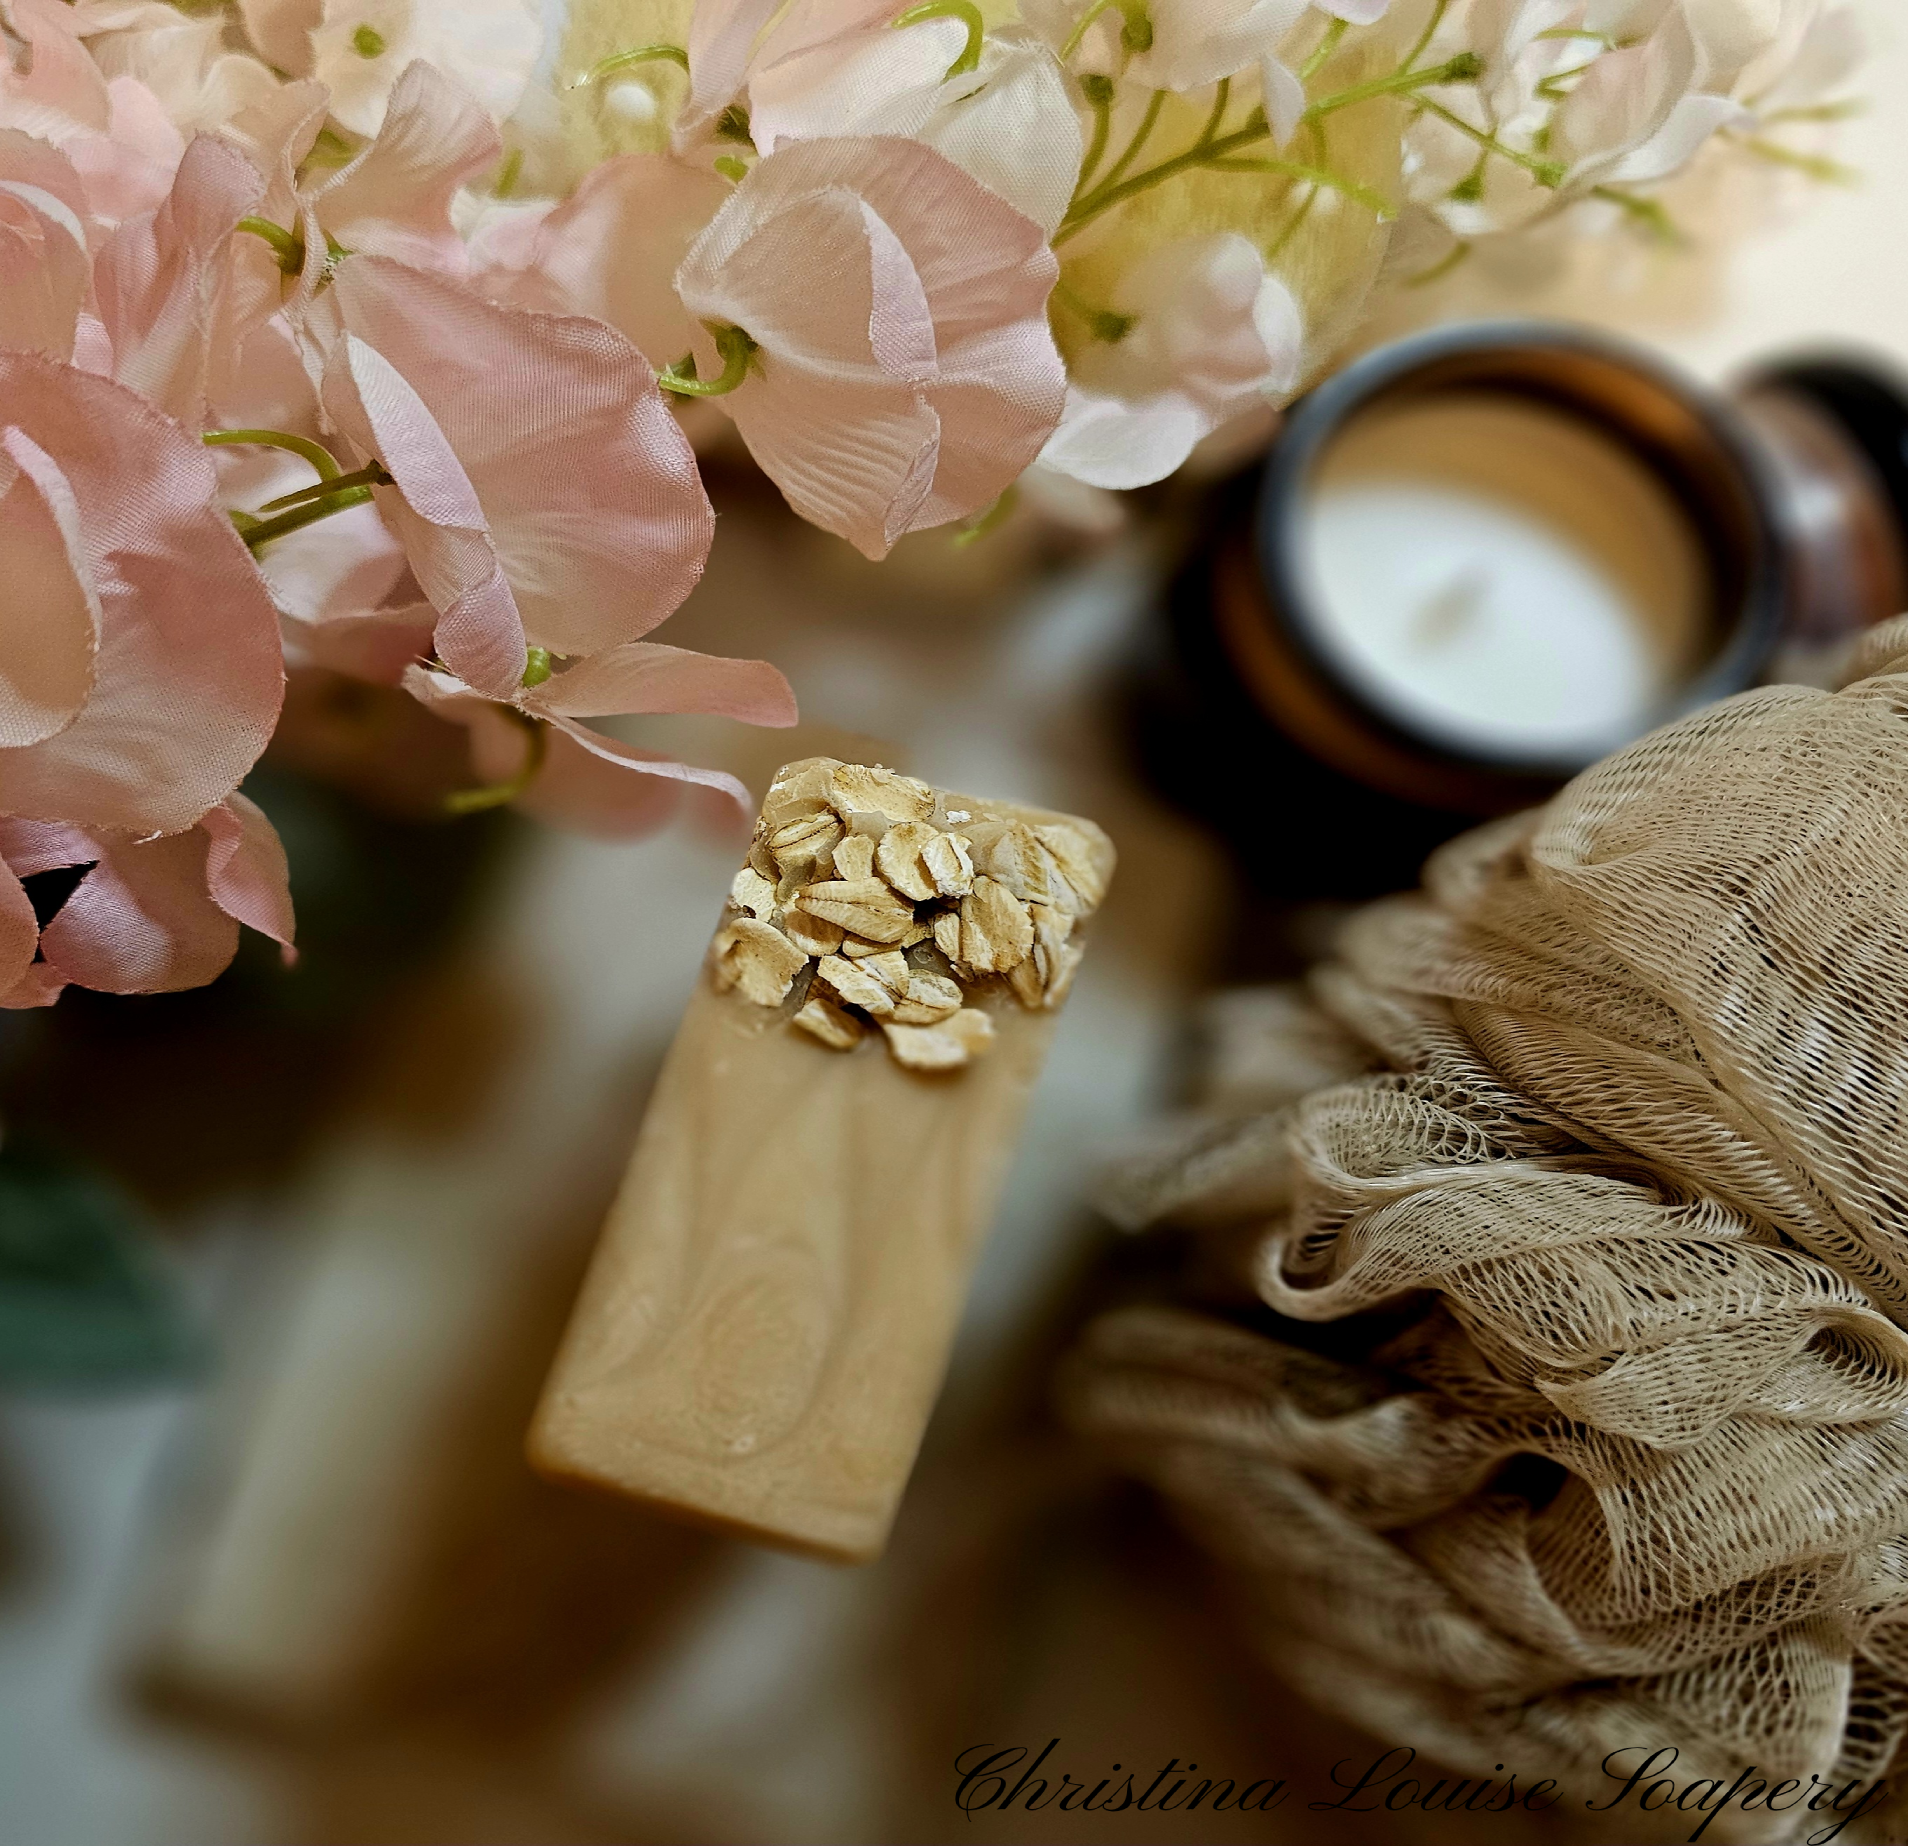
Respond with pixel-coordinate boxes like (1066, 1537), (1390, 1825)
(951, 1741), (1890, 1842)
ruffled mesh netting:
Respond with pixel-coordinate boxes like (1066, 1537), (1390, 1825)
(1061, 617), (1908, 1842)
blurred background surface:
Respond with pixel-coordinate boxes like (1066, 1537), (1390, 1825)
(4, 21), (1907, 1845)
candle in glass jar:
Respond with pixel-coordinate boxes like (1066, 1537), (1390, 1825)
(1297, 392), (1712, 762)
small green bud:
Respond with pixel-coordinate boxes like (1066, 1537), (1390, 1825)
(1442, 51), (1485, 81)
(1080, 73), (1114, 107)
(1119, 10), (1153, 52)
(351, 23), (385, 58)
(714, 155), (749, 183)
(1448, 171), (1484, 203)
(521, 648), (553, 689)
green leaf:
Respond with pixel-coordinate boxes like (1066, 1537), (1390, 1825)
(0, 1142), (201, 1391)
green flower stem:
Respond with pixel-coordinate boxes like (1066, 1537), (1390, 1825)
(952, 484), (1017, 547)
(1306, 51), (1484, 121)
(1060, 105), (1268, 241)
(1059, 0), (1151, 61)
(1089, 87), (1165, 201)
(1402, 0), (1452, 71)
(236, 215), (349, 276)
(1079, 76), (1114, 186)
(1058, 39), (1476, 243)
(1758, 100), (1863, 125)
(1734, 135), (1857, 184)
(202, 429), (342, 481)
(1053, 277), (1133, 341)
(1406, 238), (1473, 286)
(1199, 75), (1232, 145)
(1266, 179), (1319, 260)
(1415, 97), (1566, 186)
(894, 0), (984, 77)
(235, 462), (394, 550)
(1299, 17), (1349, 82)
(237, 215), (305, 275)
(581, 42), (688, 86)
(658, 323), (758, 397)
(1204, 155), (1394, 218)
(446, 710), (547, 814)
(238, 487), (376, 548)
(258, 460), (393, 514)
(1591, 184), (1678, 238)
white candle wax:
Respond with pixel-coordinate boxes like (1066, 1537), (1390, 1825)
(1298, 392), (1711, 761)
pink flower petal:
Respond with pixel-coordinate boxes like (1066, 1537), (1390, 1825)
(527, 641), (797, 725)
(313, 60), (501, 273)
(235, 0), (320, 77)
(524, 153), (723, 361)
(684, 0), (784, 136)
(0, 173), (89, 358)
(0, 427), (100, 746)
(0, 815), (98, 874)
(202, 791), (296, 964)
(94, 130), (262, 425)
(545, 712), (754, 820)
(321, 326), (525, 698)
(38, 827), (240, 994)
(329, 254), (715, 658)
(732, 361), (941, 556)
(0, 123), (90, 219)
(286, 604), (434, 684)
(66, 73), (182, 223)
(0, 354), (284, 832)
(0, 847), (40, 1002)
(1, 961), (66, 1007)
(402, 663), (757, 834)
(746, 18), (966, 153)
(515, 722), (686, 839)
(681, 137), (1062, 550)
(0, 0), (110, 142)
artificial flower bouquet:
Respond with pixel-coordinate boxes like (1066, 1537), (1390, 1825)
(0, 0), (1860, 1004)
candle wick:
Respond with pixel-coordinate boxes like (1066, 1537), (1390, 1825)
(1412, 564), (1491, 649)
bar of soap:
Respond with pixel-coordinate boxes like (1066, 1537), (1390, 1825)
(529, 759), (1114, 1564)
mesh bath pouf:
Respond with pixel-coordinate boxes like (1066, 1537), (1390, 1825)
(1063, 615), (1908, 1844)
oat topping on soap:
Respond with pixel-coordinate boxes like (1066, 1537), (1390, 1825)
(707, 760), (1111, 1071)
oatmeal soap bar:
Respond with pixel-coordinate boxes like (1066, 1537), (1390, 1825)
(530, 759), (1114, 1564)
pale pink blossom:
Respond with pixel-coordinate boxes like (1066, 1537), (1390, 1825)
(72, 0), (280, 135)
(404, 644), (798, 835)
(0, 0), (188, 222)
(679, 0), (900, 148)
(0, 0), (111, 144)
(235, 0), (321, 79)
(0, 352), (283, 835)
(0, 796), (295, 1006)
(68, 72), (183, 221)
(307, 0), (542, 136)
(1553, 9), (1748, 187)
(680, 136), (1063, 554)
(0, 130), (91, 359)
(539, 136), (1064, 557)
(748, 28), (1083, 235)
(1737, 1), (1863, 124)
(1021, 0), (1322, 143)
(315, 252), (716, 696)
(94, 131), (264, 425)
(222, 61), (502, 299)
(1040, 233), (1302, 490)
